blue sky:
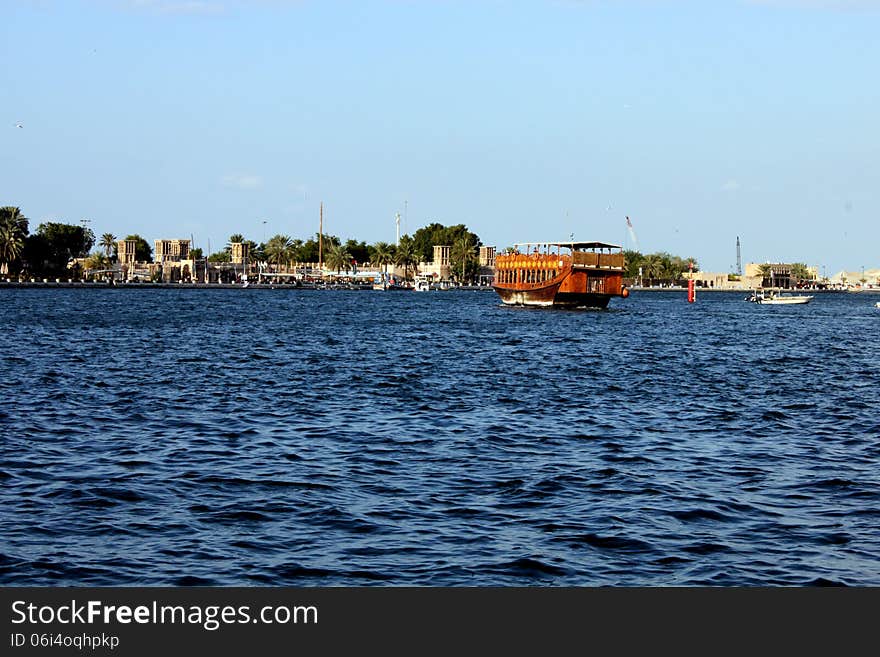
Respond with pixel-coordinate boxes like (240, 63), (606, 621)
(3, 0), (877, 274)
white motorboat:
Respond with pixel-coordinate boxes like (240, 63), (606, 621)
(747, 290), (812, 305)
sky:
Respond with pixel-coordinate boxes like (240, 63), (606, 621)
(2, 0), (878, 275)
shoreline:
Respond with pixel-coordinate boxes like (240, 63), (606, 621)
(2, 281), (876, 294)
(0, 280), (496, 291)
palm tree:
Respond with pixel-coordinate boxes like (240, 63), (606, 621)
(662, 255), (685, 285)
(394, 238), (417, 282)
(226, 233), (245, 257)
(0, 206), (28, 234)
(623, 250), (644, 279)
(450, 236), (476, 283)
(84, 252), (109, 279)
(0, 223), (24, 275)
(324, 243), (352, 274)
(0, 207), (28, 275)
(370, 242), (395, 277)
(264, 234), (294, 271)
(642, 254), (665, 286)
(100, 233), (116, 260)
(790, 263), (813, 283)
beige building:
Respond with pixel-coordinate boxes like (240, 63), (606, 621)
(681, 263), (825, 290)
(117, 239), (138, 267)
(415, 245), (453, 281)
(683, 270), (761, 290)
(154, 239), (191, 263)
(231, 242), (250, 265)
(479, 246), (496, 268)
(412, 244), (497, 283)
(478, 246), (496, 285)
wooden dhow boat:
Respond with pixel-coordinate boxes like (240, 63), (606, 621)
(493, 241), (629, 308)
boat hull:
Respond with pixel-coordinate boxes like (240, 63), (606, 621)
(756, 297), (812, 304)
(493, 284), (613, 308)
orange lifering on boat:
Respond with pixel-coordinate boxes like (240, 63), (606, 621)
(622, 287), (630, 298)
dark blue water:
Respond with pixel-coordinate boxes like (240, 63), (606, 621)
(1, 288), (878, 586)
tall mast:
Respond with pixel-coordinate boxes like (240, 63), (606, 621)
(395, 212), (401, 246)
(319, 202), (323, 272)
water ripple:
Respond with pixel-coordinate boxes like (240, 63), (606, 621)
(1, 288), (879, 585)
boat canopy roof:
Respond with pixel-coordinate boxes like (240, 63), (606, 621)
(513, 241), (622, 251)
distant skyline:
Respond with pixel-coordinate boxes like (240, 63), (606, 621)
(3, 0), (878, 275)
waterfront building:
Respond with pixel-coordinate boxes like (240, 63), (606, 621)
(154, 239), (191, 263)
(478, 246), (496, 285)
(231, 242), (250, 265)
(414, 245), (452, 281)
(743, 263), (819, 289)
(682, 270), (761, 290)
(117, 240), (137, 267)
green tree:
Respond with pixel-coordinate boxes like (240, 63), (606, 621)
(324, 242), (352, 274)
(248, 240), (263, 263)
(264, 234), (294, 270)
(344, 239), (369, 266)
(623, 250), (644, 279)
(190, 247), (204, 260)
(394, 235), (418, 281)
(411, 222), (481, 263)
(642, 253), (665, 286)
(100, 233), (116, 259)
(123, 234), (152, 262)
(450, 235), (478, 283)
(790, 263), (814, 282)
(25, 222), (96, 275)
(84, 251), (110, 278)
(295, 237), (319, 263)
(369, 241), (395, 276)
(0, 206), (29, 236)
(294, 233), (339, 264)
(0, 207), (28, 275)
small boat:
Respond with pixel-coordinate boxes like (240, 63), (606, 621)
(493, 241), (629, 308)
(875, 302), (880, 309)
(747, 290), (812, 304)
(372, 272), (409, 291)
(413, 275), (432, 292)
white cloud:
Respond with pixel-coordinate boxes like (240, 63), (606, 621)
(221, 174), (263, 190)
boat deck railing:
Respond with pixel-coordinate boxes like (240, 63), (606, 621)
(572, 252), (625, 270)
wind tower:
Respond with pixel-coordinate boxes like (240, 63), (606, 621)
(736, 236), (742, 276)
